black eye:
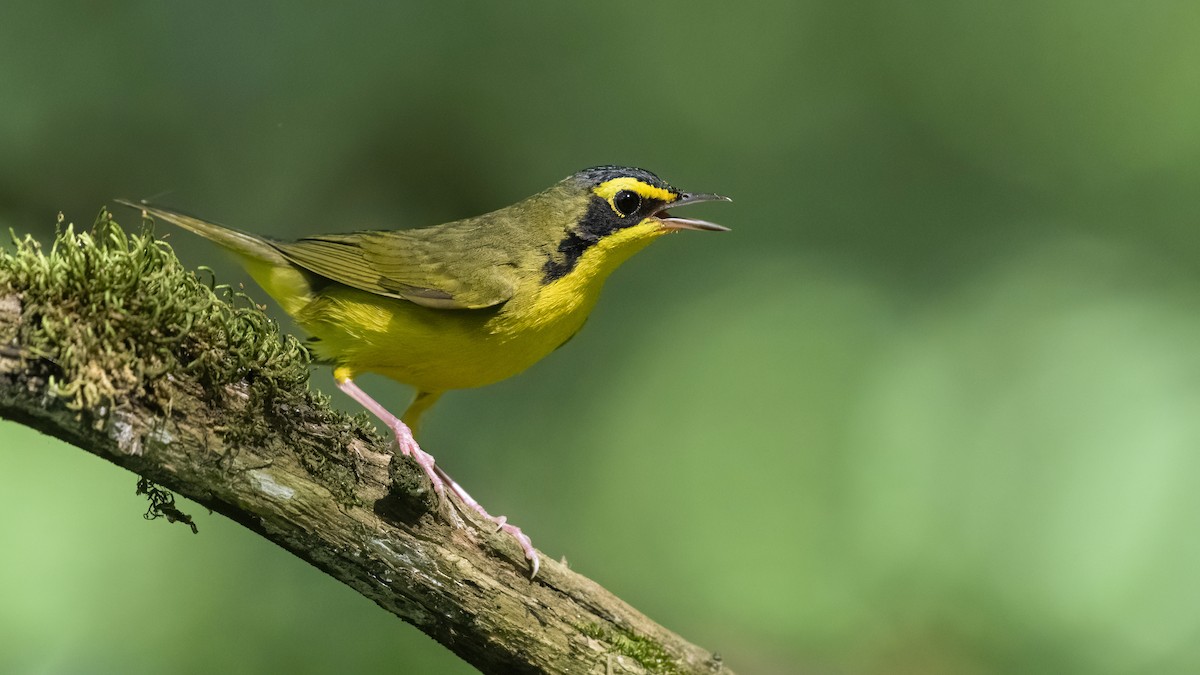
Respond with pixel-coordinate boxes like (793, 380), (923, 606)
(613, 190), (641, 217)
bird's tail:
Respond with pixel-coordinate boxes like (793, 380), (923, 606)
(114, 199), (314, 315)
(114, 199), (290, 267)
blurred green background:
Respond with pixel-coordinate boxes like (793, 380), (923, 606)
(4, 2), (1200, 673)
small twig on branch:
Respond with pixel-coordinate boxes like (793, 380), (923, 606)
(0, 211), (730, 675)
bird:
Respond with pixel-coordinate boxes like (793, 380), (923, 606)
(118, 166), (730, 576)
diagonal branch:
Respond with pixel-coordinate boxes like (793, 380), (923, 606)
(0, 211), (730, 675)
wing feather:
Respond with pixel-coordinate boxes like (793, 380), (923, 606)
(273, 228), (516, 310)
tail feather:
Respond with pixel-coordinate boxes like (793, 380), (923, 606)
(114, 199), (289, 266)
(114, 199), (316, 315)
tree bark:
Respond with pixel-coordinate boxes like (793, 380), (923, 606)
(0, 220), (730, 675)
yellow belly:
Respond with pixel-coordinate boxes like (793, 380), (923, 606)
(299, 283), (597, 391)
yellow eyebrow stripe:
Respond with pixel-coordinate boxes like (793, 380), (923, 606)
(592, 177), (677, 209)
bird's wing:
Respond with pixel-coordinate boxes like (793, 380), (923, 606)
(273, 229), (517, 310)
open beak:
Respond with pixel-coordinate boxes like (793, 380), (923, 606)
(657, 192), (732, 232)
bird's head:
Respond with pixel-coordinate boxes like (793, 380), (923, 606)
(540, 166), (730, 284)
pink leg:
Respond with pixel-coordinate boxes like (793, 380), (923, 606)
(336, 378), (445, 497)
(336, 378), (540, 577)
(432, 464), (540, 577)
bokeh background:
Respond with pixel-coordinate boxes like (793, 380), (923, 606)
(4, 2), (1200, 673)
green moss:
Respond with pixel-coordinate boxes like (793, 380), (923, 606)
(579, 623), (681, 674)
(0, 208), (375, 503)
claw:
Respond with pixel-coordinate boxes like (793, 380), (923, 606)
(435, 465), (541, 578)
(392, 425), (445, 496)
(498, 521), (540, 578)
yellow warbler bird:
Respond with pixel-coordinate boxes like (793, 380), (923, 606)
(119, 166), (729, 576)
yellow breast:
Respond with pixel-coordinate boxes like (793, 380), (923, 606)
(297, 221), (667, 393)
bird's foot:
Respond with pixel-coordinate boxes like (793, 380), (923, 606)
(336, 377), (444, 496)
(485, 514), (538, 578)
(388, 422), (446, 497)
(435, 466), (540, 578)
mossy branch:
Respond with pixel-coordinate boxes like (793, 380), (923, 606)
(0, 209), (730, 675)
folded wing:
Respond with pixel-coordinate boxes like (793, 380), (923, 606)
(274, 229), (517, 310)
